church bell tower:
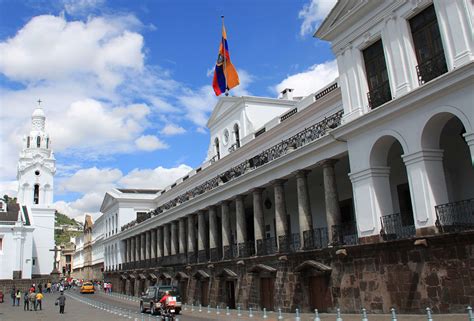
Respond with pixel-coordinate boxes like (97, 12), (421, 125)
(17, 103), (56, 206)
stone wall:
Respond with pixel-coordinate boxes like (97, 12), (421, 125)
(0, 277), (52, 296)
(107, 231), (473, 314)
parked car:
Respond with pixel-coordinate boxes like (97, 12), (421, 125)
(139, 285), (182, 315)
(80, 282), (95, 294)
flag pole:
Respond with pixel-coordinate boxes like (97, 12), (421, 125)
(222, 15), (229, 96)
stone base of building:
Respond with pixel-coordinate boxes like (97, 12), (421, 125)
(0, 277), (53, 294)
(106, 231), (473, 314)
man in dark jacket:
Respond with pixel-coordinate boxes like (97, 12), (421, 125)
(10, 288), (15, 306)
(23, 292), (29, 311)
(56, 291), (66, 314)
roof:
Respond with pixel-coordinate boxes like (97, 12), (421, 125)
(295, 260), (332, 273)
(117, 189), (161, 194)
(0, 203), (20, 224)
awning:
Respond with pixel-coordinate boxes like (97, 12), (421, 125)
(294, 260), (332, 273)
(148, 273), (158, 280)
(159, 272), (172, 279)
(138, 273), (147, 280)
(216, 268), (238, 279)
(129, 274), (136, 279)
(120, 274), (128, 280)
(175, 271), (189, 280)
(248, 264), (277, 274)
(193, 270), (210, 279)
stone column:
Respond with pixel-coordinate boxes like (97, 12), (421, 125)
(164, 224), (171, 256)
(235, 195), (247, 248)
(157, 227), (164, 258)
(198, 211), (207, 252)
(171, 221), (178, 255)
(464, 133), (474, 165)
(221, 201), (231, 248)
(273, 179), (288, 248)
(145, 231), (151, 260)
(130, 237), (135, 262)
(179, 218), (186, 254)
(126, 238), (131, 263)
(135, 235), (140, 261)
(151, 229), (156, 259)
(322, 159), (342, 243)
(187, 215), (196, 254)
(252, 188), (265, 244)
(296, 170), (312, 245)
(140, 233), (146, 261)
(209, 206), (218, 249)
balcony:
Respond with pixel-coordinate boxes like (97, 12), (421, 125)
(187, 252), (197, 264)
(256, 237), (277, 256)
(278, 233), (301, 253)
(416, 52), (448, 85)
(331, 222), (358, 246)
(303, 227), (328, 250)
(209, 248), (221, 262)
(367, 80), (392, 109)
(237, 241), (255, 258)
(435, 198), (474, 233)
(380, 213), (416, 241)
(198, 250), (208, 263)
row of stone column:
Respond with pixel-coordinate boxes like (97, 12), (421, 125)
(122, 159), (341, 264)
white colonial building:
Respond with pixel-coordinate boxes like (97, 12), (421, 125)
(0, 107), (56, 279)
(99, 0), (472, 314)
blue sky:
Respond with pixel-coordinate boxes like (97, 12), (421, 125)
(0, 0), (338, 219)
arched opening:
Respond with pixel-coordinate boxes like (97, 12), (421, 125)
(214, 137), (220, 160)
(27, 137), (30, 148)
(46, 138), (49, 149)
(36, 136), (41, 148)
(422, 113), (474, 232)
(233, 123), (240, 148)
(33, 184), (40, 204)
(370, 136), (415, 240)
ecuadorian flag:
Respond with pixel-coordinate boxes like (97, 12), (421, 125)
(212, 23), (239, 96)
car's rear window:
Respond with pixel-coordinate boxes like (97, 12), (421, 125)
(84, 283), (92, 286)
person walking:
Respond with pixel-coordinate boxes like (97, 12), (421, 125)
(23, 291), (29, 311)
(35, 291), (43, 310)
(15, 290), (21, 306)
(10, 287), (15, 306)
(28, 290), (36, 311)
(56, 291), (66, 314)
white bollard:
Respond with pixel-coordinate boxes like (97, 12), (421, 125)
(467, 306), (473, 321)
(207, 305), (211, 313)
(361, 308), (368, 321)
(391, 307), (397, 321)
(238, 306), (242, 317)
(216, 305), (220, 315)
(249, 307), (254, 318)
(336, 307), (343, 321)
(191, 303), (194, 312)
(226, 306), (230, 316)
(295, 308), (301, 321)
(263, 307), (268, 319)
(198, 304), (202, 313)
(278, 308), (284, 320)
(313, 309), (321, 321)
(426, 307), (433, 321)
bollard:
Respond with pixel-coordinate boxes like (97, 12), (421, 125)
(361, 308), (368, 321)
(249, 307), (254, 318)
(278, 308), (284, 320)
(226, 306), (230, 316)
(183, 303), (187, 311)
(468, 306), (474, 321)
(295, 308), (301, 321)
(336, 307), (343, 321)
(216, 305), (220, 315)
(391, 307), (397, 321)
(426, 307), (433, 321)
(191, 303), (194, 312)
(238, 306), (242, 317)
(129, 310), (132, 319)
(207, 305), (211, 313)
(313, 309), (321, 321)
(199, 304), (202, 313)
(141, 313), (145, 321)
(263, 307), (268, 319)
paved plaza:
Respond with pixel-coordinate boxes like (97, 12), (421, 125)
(2, 289), (468, 321)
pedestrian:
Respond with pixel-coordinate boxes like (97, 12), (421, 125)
(23, 291), (29, 311)
(56, 291), (66, 314)
(36, 291), (43, 310)
(10, 287), (15, 306)
(47, 281), (51, 293)
(15, 290), (21, 306)
(28, 290), (36, 311)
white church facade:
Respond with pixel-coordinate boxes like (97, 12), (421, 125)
(0, 107), (56, 280)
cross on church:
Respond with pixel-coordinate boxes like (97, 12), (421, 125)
(49, 246), (60, 274)
(37, 99), (42, 106)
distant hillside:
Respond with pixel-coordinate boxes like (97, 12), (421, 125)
(55, 211), (82, 245)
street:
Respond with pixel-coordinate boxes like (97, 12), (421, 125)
(0, 289), (469, 321)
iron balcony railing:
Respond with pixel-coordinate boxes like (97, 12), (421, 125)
(278, 233), (301, 253)
(416, 52), (448, 85)
(435, 198), (474, 233)
(380, 213), (416, 241)
(198, 250), (208, 263)
(209, 248), (220, 262)
(302, 227), (329, 250)
(367, 80), (392, 109)
(331, 222), (359, 246)
(223, 245), (234, 260)
(237, 241), (255, 258)
(187, 252), (197, 264)
(256, 237), (277, 256)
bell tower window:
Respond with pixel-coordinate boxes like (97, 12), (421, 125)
(33, 184), (40, 204)
(234, 123), (240, 148)
(214, 137), (220, 160)
(36, 136), (41, 148)
(27, 137), (30, 148)
(46, 138), (49, 149)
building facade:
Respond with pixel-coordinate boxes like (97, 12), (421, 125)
(0, 107), (56, 280)
(104, 0), (473, 314)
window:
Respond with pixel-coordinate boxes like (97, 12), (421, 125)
(27, 137), (30, 148)
(0, 237), (3, 252)
(36, 136), (41, 148)
(409, 4), (447, 84)
(32, 257), (36, 266)
(46, 138), (49, 149)
(234, 124), (240, 148)
(363, 39), (392, 109)
(33, 184), (39, 204)
(214, 137), (220, 160)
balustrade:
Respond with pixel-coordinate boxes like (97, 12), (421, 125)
(331, 222), (358, 246)
(303, 227), (329, 249)
(380, 213), (416, 241)
(435, 198), (474, 233)
(256, 237), (277, 256)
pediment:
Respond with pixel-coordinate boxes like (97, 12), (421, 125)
(316, 0), (367, 40)
(99, 192), (118, 212)
(207, 96), (242, 128)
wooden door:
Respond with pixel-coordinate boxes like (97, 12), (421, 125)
(225, 281), (236, 309)
(260, 278), (274, 310)
(179, 281), (187, 302)
(309, 276), (332, 312)
(200, 280), (209, 306)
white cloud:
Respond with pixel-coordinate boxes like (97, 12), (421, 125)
(62, 0), (105, 15)
(0, 180), (18, 198)
(135, 135), (168, 151)
(58, 167), (122, 194)
(274, 60), (338, 98)
(161, 124), (186, 136)
(119, 164), (192, 189)
(298, 0), (337, 36)
(178, 85), (218, 127)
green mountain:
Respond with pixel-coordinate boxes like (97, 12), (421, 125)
(55, 211), (82, 245)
